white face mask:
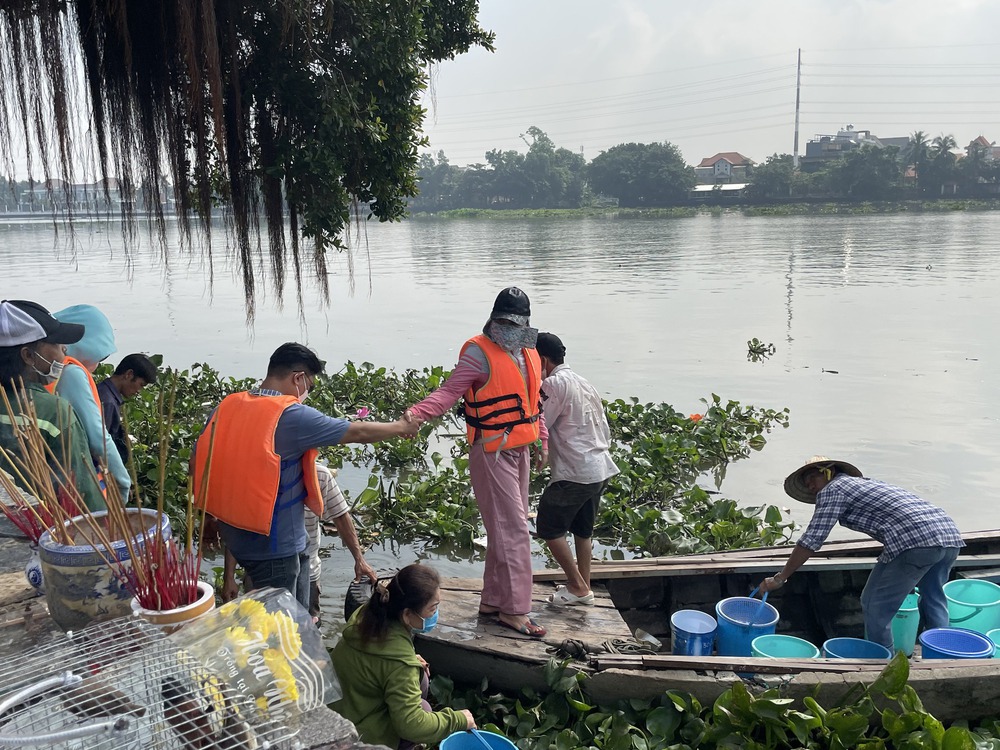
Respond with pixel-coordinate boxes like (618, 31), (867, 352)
(31, 350), (64, 383)
(294, 372), (311, 403)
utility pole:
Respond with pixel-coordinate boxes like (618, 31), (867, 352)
(793, 48), (802, 170)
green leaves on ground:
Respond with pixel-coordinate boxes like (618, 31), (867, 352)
(432, 654), (1000, 750)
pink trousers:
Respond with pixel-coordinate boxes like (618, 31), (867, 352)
(469, 443), (533, 615)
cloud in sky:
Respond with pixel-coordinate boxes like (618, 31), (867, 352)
(420, 0), (1000, 166)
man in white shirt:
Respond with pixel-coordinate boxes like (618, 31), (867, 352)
(535, 333), (619, 606)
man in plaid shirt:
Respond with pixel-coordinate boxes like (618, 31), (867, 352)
(759, 456), (964, 649)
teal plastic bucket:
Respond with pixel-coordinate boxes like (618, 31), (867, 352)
(891, 592), (920, 656)
(944, 579), (1000, 635)
(670, 609), (717, 656)
(822, 637), (892, 660)
(442, 731), (518, 750)
(715, 596), (779, 656)
(751, 634), (820, 659)
(918, 627), (994, 659)
(986, 628), (1000, 658)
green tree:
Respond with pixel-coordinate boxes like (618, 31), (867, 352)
(0, 1), (494, 318)
(922, 133), (960, 195)
(821, 145), (902, 200)
(902, 130), (930, 191)
(412, 151), (461, 211)
(588, 141), (694, 207)
(745, 153), (794, 199)
(520, 127), (586, 208)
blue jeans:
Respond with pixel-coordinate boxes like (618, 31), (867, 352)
(242, 552), (311, 610)
(861, 546), (960, 648)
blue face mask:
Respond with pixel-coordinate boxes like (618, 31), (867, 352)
(410, 606), (439, 635)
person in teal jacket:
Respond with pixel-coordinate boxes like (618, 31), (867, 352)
(331, 564), (474, 749)
(52, 304), (131, 500)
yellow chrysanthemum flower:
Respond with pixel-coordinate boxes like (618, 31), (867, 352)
(238, 599), (267, 619)
(270, 610), (302, 660)
(248, 611), (274, 640)
(219, 600), (238, 617)
(263, 648), (299, 703)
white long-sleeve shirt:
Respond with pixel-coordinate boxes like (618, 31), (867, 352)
(541, 364), (619, 485)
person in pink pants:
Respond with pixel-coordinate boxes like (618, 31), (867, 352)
(406, 287), (547, 637)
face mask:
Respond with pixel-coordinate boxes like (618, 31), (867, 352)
(294, 373), (311, 403)
(31, 351), (64, 383)
(488, 321), (539, 353)
(410, 606), (439, 635)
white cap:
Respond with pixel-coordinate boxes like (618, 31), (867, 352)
(0, 301), (48, 347)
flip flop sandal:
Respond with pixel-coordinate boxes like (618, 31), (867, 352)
(549, 587), (595, 606)
(497, 617), (547, 638)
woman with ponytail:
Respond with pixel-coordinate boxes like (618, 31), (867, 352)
(331, 564), (475, 748)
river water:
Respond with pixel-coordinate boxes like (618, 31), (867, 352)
(3, 211), (999, 623)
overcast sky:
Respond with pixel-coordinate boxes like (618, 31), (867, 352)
(419, 0), (1000, 167)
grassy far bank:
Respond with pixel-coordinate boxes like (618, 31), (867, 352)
(408, 199), (1000, 220)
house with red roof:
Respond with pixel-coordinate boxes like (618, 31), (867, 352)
(694, 152), (753, 184)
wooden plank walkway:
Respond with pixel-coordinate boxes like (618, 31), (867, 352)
(415, 577), (633, 693)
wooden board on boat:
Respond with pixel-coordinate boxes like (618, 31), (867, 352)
(421, 532), (1000, 723)
(416, 578), (633, 693)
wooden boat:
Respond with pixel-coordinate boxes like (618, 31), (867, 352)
(417, 530), (1000, 722)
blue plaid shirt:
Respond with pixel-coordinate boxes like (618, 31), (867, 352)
(797, 475), (964, 562)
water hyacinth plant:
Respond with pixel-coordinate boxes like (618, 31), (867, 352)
(113, 358), (792, 559)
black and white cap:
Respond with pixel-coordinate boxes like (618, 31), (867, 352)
(0, 300), (85, 347)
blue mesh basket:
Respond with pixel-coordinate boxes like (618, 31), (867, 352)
(717, 597), (779, 627)
(919, 627), (994, 659)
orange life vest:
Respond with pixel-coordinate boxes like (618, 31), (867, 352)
(192, 392), (324, 535)
(47, 356), (107, 496)
(46, 356), (100, 405)
(461, 334), (541, 452)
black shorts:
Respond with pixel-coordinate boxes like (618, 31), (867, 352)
(536, 479), (607, 540)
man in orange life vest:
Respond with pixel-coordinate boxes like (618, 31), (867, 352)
(193, 342), (415, 608)
(405, 288), (548, 637)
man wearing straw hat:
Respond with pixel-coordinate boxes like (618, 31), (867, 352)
(758, 456), (964, 650)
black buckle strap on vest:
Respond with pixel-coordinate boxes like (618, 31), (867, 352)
(463, 391), (539, 431)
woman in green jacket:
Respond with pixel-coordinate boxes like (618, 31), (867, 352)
(331, 564), (475, 749)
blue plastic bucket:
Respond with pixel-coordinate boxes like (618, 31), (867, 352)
(891, 592), (920, 656)
(670, 609), (717, 656)
(715, 597), (779, 657)
(985, 628), (1000, 658)
(751, 634), (820, 659)
(823, 637), (893, 659)
(944, 579), (1000, 635)
(918, 627), (995, 659)
(442, 731), (517, 750)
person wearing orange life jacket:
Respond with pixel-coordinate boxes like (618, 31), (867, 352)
(405, 288), (549, 637)
(193, 342), (415, 609)
(50, 305), (130, 500)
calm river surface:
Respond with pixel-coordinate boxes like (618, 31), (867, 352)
(3, 211), (999, 622)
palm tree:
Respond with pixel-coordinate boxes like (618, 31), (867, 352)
(931, 134), (958, 161)
(903, 130), (930, 191)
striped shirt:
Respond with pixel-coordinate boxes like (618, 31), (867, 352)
(305, 464), (351, 581)
(797, 475), (964, 562)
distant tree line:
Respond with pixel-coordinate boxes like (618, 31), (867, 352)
(749, 132), (1000, 201)
(410, 126), (695, 210)
(411, 128), (1000, 211)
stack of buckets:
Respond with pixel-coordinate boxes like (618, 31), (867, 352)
(914, 579), (1000, 659)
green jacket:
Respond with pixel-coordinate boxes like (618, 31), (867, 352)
(0, 383), (105, 512)
(331, 606), (467, 748)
